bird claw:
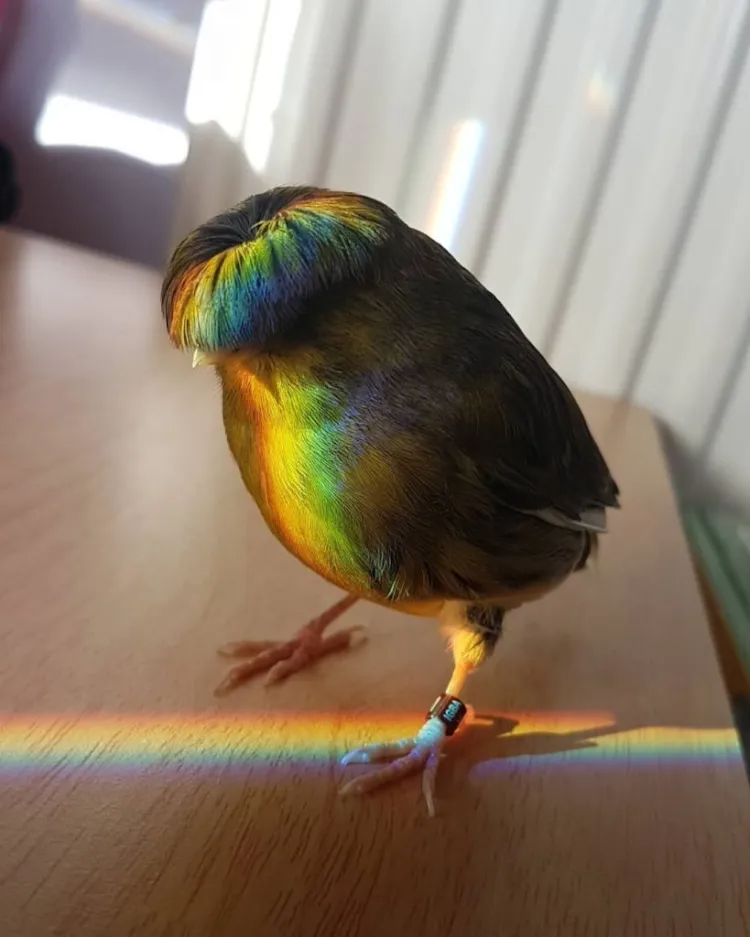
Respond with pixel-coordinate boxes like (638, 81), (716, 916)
(217, 640), (278, 658)
(213, 625), (366, 696)
(340, 737), (415, 765)
(339, 717), (447, 817)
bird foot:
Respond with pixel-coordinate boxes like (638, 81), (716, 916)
(339, 717), (447, 817)
(214, 620), (366, 696)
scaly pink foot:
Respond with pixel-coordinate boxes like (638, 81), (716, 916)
(214, 594), (363, 695)
(339, 717), (447, 817)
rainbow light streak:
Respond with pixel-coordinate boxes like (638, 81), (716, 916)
(0, 713), (743, 779)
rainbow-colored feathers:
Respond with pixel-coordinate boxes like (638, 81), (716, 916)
(162, 187), (396, 354)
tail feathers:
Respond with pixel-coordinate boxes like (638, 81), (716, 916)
(575, 531), (599, 571)
(162, 186), (398, 353)
(528, 505), (608, 534)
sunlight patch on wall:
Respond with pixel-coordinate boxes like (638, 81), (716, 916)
(242, 0), (302, 173)
(426, 119), (485, 251)
(35, 95), (189, 167)
(184, 0), (301, 175)
(184, 0), (269, 140)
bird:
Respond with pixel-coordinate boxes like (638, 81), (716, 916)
(161, 185), (619, 816)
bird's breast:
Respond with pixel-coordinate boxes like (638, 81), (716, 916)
(221, 367), (372, 595)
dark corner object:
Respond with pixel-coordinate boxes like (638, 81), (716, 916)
(0, 142), (21, 223)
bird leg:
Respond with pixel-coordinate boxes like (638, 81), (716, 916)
(339, 602), (505, 816)
(214, 594), (363, 695)
(339, 660), (472, 818)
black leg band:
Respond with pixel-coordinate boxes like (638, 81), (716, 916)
(427, 694), (467, 737)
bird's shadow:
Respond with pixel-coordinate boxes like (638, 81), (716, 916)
(458, 713), (615, 757)
(432, 710), (746, 798)
(433, 713), (636, 800)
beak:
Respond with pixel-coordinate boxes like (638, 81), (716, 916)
(192, 350), (213, 368)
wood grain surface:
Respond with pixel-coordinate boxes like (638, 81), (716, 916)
(1, 230), (749, 937)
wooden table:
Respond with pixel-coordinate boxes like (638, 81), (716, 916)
(1, 230), (748, 937)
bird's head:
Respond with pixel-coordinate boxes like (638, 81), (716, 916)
(161, 185), (398, 367)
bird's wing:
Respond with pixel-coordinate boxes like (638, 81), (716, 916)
(454, 355), (620, 534)
(340, 345), (620, 603)
(380, 228), (621, 535)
